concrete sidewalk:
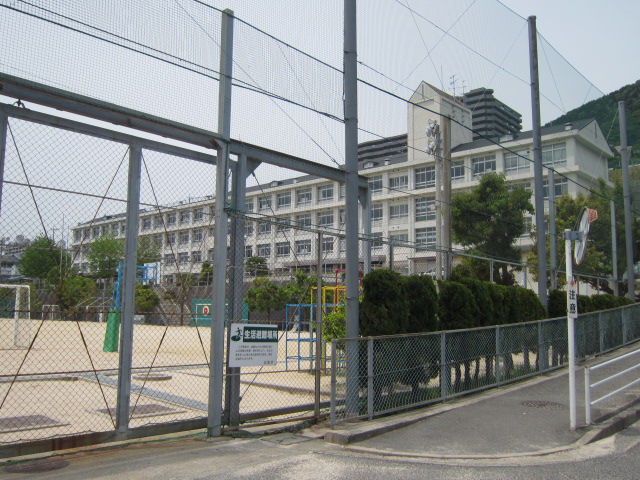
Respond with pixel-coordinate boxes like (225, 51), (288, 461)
(323, 344), (640, 459)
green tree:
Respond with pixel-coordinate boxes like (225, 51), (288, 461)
(46, 265), (97, 314)
(245, 277), (288, 322)
(19, 236), (69, 280)
(163, 273), (196, 326)
(87, 234), (123, 279)
(135, 284), (160, 313)
(451, 173), (533, 284)
(199, 261), (213, 285)
(283, 269), (318, 305)
(245, 256), (268, 277)
(87, 233), (161, 279)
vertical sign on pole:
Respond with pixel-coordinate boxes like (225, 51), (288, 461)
(565, 207), (597, 431)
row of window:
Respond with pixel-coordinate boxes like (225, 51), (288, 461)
(366, 143), (566, 196)
(249, 237), (339, 259)
(247, 184), (345, 213)
(141, 207), (211, 231)
(368, 227), (437, 249)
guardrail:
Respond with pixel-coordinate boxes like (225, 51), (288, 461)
(584, 347), (640, 425)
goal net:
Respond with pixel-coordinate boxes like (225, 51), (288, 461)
(0, 284), (32, 348)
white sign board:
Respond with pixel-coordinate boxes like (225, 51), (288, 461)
(567, 277), (578, 319)
(229, 323), (279, 367)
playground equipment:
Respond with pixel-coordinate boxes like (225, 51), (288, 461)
(103, 263), (158, 352)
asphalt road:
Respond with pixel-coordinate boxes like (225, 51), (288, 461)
(4, 423), (640, 480)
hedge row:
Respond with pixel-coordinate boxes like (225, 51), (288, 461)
(359, 270), (632, 337)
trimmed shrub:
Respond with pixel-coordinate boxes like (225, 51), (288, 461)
(577, 294), (594, 314)
(403, 274), (438, 333)
(360, 269), (409, 336)
(438, 281), (479, 330)
(456, 277), (494, 327)
(548, 289), (566, 318)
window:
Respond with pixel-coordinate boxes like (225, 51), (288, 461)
(370, 204), (383, 224)
(74, 230), (82, 242)
(451, 161), (465, 182)
(179, 231), (190, 244)
(415, 167), (435, 189)
(180, 211), (191, 225)
(472, 155), (496, 179)
(194, 207), (204, 222)
(390, 232), (408, 244)
(543, 177), (568, 198)
(504, 150), (530, 174)
(121, 223), (126, 234)
(276, 242), (290, 257)
(542, 142), (567, 167)
(258, 196), (272, 211)
(209, 206), (215, 218)
(321, 237), (334, 253)
(164, 253), (175, 265)
(258, 221), (272, 235)
(93, 226), (100, 238)
(389, 175), (408, 191)
(193, 229), (203, 243)
(111, 223), (119, 236)
(339, 183), (346, 199)
(339, 209), (346, 226)
(296, 188), (312, 205)
(245, 222), (254, 236)
(296, 239), (312, 255)
(154, 215), (164, 229)
(296, 214), (312, 228)
(277, 191), (291, 209)
(178, 252), (190, 264)
(244, 200), (254, 212)
(245, 245), (253, 258)
(208, 249), (215, 261)
(521, 217), (533, 237)
(166, 232), (176, 245)
(101, 225), (109, 236)
(192, 250), (202, 263)
(368, 175), (383, 195)
(389, 203), (408, 220)
(371, 232), (383, 249)
(416, 227), (436, 247)
(167, 212), (176, 226)
(317, 184), (334, 202)
(141, 218), (152, 231)
(276, 218), (291, 233)
(153, 235), (163, 248)
(257, 244), (271, 258)
(318, 210), (334, 228)
(415, 197), (435, 221)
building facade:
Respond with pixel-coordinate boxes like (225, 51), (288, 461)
(70, 83), (612, 283)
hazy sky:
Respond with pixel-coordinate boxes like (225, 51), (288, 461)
(499, 0), (640, 95)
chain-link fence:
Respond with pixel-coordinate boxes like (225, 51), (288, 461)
(330, 302), (640, 427)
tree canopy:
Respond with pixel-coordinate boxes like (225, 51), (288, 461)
(86, 233), (161, 279)
(19, 236), (70, 280)
(451, 173), (533, 283)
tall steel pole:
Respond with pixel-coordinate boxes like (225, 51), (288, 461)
(619, 102), (635, 300)
(208, 8), (234, 437)
(0, 114), (7, 216)
(611, 200), (619, 295)
(116, 144), (142, 438)
(549, 171), (557, 290)
(344, 0), (360, 415)
(528, 16), (548, 308)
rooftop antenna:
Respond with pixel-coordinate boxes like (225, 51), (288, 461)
(449, 74), (457, 97)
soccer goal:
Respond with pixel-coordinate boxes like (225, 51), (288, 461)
(0, 284), (32, 348)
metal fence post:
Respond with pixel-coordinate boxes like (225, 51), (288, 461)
(0, 113), (7, 216)
(330, 340), (337, 429)
(440, 332), (448, 401)
(495, 325), (502, 385)
(599, 312), (604, 354)
(367, 338), (374, 420)
(538, 320), (548, 371)
(584, 366), (592, 426)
